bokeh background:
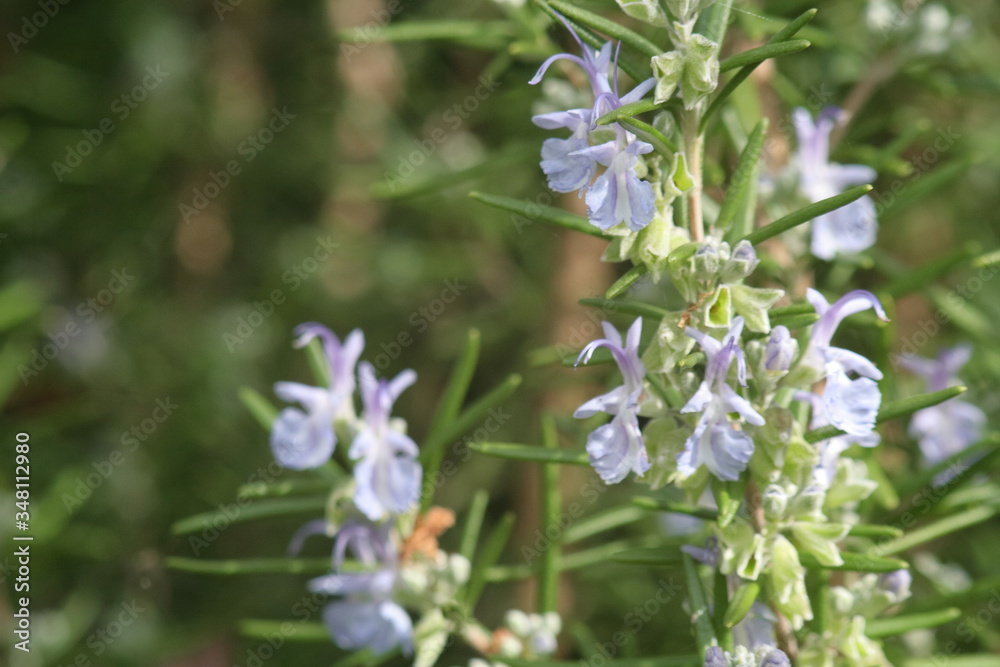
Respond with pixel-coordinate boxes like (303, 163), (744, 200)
(1, 0), (999, 665)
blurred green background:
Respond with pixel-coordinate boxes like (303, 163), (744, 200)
(1, 0), (999, 665)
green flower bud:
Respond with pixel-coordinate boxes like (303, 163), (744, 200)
(616, 0), (669, 26)
(665, 0), (716, 21)
(681, 34), (720, 109)
(652, 51), (684, 105)
(762, 484), (788, 522)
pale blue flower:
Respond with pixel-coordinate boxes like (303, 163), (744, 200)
(530, 24), (657, 231)
(350, 362), (422, 520)
(802, 288), (888, 380)
(796, 373), (881, 487)
(900, 345), (985, 464)
(679, 317), (764, 481)
(574, 318), (650, 483)
(764, 325), (797, 373)
(793, 108), (878, 260)
(309, 520), (413, 656)
(270, 324), (364, 470)
(577, 138), (656, 231)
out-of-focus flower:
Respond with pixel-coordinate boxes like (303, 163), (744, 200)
(793, 108), (878, 260)
(679, 317), (764, 481)
(574, 319), (650, 483)
(350, 362), (422, 520)
(900, 345), (985, 464)
(270, 324), (364, 470)
(310, 521), (413, 656)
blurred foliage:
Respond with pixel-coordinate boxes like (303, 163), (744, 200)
(0, 0), (998, 665)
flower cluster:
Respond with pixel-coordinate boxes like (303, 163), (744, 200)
(267, 324), (564, 660)
(530, 25), (657, 231)
(270, 323), (421, 521)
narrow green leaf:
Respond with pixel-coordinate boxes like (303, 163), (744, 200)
(563, 346), (614, 367)
(767, 312), (819, 330)
(420, 329), (481, 510)
(770, 302), (815, 317)
(846, 524), (903, 539)
(713, 567), (733, 651)
(504, 658), (701, 667)
(973, 249), (1000, 268)
(578, 297), (669, 320)
(880, 244), (978, 298)
(633, 496), (719, 521)
(866, 608), (961, 638)
(425, 373), (521, 461)
(683, 552), (717, 656)
(469, 191), (605, 238)
(906, 574), (1000, 613)
(805, 386), (966, 443)
(798, 551), (909, 573)
(606, 265), (648, 299)
(613, 115), (679, 155)
(872, 504), (1000, 556)
(459, 490), (490, 563)
(239, 619), (331, 642)
(237, 478), (334, 500)
(702, 8), (818, 129)
(337, 20), (516, 48)
(562, 505), (647, 544)
(548, 0), (661, 59)
(897, 434), (1000, 499)
(166, 557), (330, 576)
(239, 386), (278, 431)
(596, 99), (666, 126)
(723, 582), (761, 628)
(466, 512), (516, 608)
(171, 496), (328, 535)
(538, 415), (561, 614)
(881, 155), (979, 219)
(717, 119), (768, 235)
(743, 185), (873, 246)
(610, 547), (683, 566)
(373, 145), (533, 199)
(905, 657), (1000, 667)
(470, 442), (589, 465)
(718, 40), (810, 73)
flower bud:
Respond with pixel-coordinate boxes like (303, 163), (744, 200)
(764, 326), (798, 373)
(721, 240), (759, 282)
(762, 484), (788, 522)
(498, 633), (523, 657)
(615, 0), (669, 27)
(505, 609), (531, 637)
(878, 569), (912, 603)
(759, 649), (791, 667)
(703, 645), (727, 667)
(830, 587), (854, 615)
(680, 35), (720, 109)
(692, 242), (722, 281)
